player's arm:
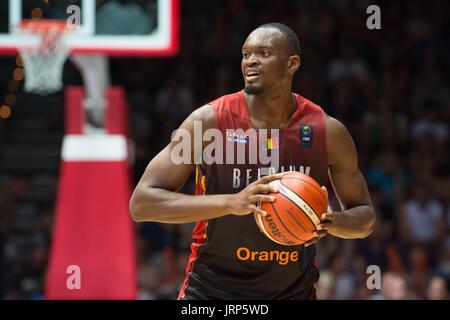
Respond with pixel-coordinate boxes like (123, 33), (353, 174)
(306, 116), (375, 245)
(129, 105), (280, 224)
(322, 116), (376, 239)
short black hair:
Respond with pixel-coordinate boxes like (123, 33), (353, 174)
(256, 23), (300, 56)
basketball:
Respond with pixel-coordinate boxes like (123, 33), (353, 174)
(254, 172), (328, 246)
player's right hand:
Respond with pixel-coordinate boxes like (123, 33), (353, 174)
(228, 173), (284, 216)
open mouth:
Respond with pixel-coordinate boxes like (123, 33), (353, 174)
(245, 71), (260, 81)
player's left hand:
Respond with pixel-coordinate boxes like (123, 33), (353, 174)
(304, 186), (335, 247)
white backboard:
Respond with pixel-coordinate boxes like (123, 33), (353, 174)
(0, 0), (179, 56)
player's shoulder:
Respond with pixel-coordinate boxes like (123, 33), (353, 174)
(187, 104), (215, 128)
(325, 115), (356, 166)
(293, 93), (348, 134)
(292, 92), (352, 145)
(326, 115), (349, 138)
(189, 91), (243, 125)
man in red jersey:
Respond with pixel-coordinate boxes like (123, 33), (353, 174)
(129, 23), (376, 300)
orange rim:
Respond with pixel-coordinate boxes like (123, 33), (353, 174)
(16, 19), (67, 34)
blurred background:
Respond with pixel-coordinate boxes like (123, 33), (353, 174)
(0, 0), (449, 300)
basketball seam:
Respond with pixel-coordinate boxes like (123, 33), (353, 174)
(281, 177), (323, 195)
(280, 179), (324, 220)
(276, 193), (311, 235)
(270, 200), (304, 243)
(278, 184), (321, 227)
(280, 193), (318, 231)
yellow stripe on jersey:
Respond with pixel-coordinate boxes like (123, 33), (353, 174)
(201, 175), (206, 193)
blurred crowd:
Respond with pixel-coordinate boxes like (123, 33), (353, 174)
(1, 0), (449, 300)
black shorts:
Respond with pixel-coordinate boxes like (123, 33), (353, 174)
(179, 284), (317, 300)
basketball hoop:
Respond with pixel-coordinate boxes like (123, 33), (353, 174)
(15, 19), (71, 95)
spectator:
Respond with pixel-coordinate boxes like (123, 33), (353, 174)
(328, 45), (370, 83)
(399, 178), (445, 247)
(375, 271), (413, 300)
(155, 78), (195, 124)
(424, 275), (449, 300)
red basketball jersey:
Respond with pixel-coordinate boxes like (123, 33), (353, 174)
(179, 90), (328, 299)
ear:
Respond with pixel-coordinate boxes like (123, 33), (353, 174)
(287, 55), (300, 75)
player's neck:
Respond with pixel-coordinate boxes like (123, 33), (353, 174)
(244, 88), (296, 128)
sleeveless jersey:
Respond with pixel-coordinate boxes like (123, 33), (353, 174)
(178, 90), (328, 300)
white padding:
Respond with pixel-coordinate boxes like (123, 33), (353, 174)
(62, 135), (127, 161)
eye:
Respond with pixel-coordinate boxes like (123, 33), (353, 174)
(263, 51), (271, 57)
(242, 52), (248, 58)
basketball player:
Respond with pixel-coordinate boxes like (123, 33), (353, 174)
(129, 23), (376, 299)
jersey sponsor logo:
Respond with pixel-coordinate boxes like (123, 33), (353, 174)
(300, 124), (313, 147)
(226, 131), (249, 144)
(170, 122), (279, 168)
(236, 246), (299, 266)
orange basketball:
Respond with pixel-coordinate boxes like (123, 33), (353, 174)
(254, 171), (327, 246)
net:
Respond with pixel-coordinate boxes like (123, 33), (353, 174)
(15, 19), (71, 95)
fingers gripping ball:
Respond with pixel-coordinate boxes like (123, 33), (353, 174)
(254, 172), (328, 246)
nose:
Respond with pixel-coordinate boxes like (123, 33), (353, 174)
(245, 53), (259, 67)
